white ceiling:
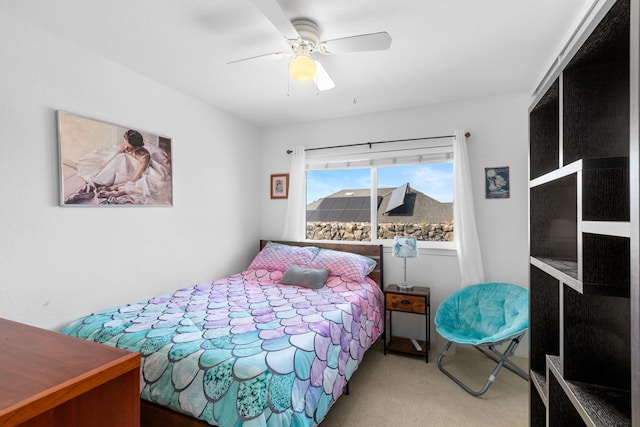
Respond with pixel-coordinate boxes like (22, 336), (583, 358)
(0, 0), (590, 128)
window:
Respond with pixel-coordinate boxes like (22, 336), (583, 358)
(377, 163), (453, 241)
(307, 169), (372, 241)
(305, 140), (454, 244)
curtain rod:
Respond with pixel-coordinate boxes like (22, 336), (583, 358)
(286, 132), (470, 154)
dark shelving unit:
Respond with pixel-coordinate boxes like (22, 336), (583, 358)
(528, 0), (638, 424)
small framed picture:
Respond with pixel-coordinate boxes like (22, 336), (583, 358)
(485, 166), (510, 199)
(270, 173), (289, 199)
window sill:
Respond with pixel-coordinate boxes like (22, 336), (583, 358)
(303, 239), (457, 256)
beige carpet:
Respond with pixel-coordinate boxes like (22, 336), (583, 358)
(321, 341), (529, 426)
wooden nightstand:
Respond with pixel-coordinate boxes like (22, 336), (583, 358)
(383, 284), (430, 362)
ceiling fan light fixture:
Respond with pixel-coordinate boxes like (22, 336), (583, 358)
(288, 55), (317, 81)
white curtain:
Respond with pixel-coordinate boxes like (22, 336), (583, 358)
(281, 146), (306, 241)
(453, 130), (485, 286)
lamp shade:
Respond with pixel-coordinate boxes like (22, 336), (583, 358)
(393, 236), (418, 258)
(288, 55), (317, 81)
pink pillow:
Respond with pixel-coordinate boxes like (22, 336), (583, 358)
(248, 242), (319, 272)
(309, 248), (376, 282)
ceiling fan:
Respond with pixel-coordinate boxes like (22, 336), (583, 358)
(228, 0), (392, 91)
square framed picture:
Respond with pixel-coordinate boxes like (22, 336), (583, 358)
(57, 111), (173, 206)
(485, 166), (510, 199)
(270, 173), (289, 199)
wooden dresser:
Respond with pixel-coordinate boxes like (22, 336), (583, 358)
(0, 317), (140, 426)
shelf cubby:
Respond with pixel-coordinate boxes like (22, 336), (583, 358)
(562, 0), (630, 166)
(548, 362), (588, 427)
(529, 265), (560, 373)
(548, 356), (631, 426)
(530, 79), (560, 180)
(530, 157), (629, 296)
(582, 233), (630, 297)
(530, 157), (629, 222)
(530, 173), (577, 265)
(530, 377), (547, 427)
(562, 285), (631, 391)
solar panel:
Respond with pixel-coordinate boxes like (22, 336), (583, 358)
(347, 197), (367, 209)
(309, 196), (374, 223)
(339, 211), (359, 222)
(385, 183), (409, 213)
(384, 193), (416, 216)
(332, 198), (350, 209)
(321, 198), (337, 209)
(307, 211), (321, 221)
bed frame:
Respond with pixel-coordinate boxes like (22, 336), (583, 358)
(140, 239), (384, 427)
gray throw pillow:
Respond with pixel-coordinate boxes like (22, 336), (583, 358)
(279, 265), (330, 289)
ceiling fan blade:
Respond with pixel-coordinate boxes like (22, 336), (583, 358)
(314, 61), (335, 91)
(321, 32), (392, 54)
(227, 51), (289, 65)
(250, 0), (299, 39)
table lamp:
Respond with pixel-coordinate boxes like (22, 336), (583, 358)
(393, 236), (418, 290)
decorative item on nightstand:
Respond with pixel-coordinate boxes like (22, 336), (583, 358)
(393, 236), (418, 291)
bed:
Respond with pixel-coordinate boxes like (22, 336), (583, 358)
(60, 240), (384, 427)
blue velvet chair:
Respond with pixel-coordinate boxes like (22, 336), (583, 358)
(434, 282), (529, 396)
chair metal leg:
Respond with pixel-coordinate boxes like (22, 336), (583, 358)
(436, 334), (528, 397)
(474, 334), (528, 380)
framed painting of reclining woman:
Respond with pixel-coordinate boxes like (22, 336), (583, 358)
(57, 111), (173, 207)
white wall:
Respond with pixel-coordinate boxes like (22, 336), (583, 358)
(258, 93), (531, 355)
(0, 12), (262, 331)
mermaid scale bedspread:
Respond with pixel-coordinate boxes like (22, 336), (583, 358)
(60, 269), (384, 427)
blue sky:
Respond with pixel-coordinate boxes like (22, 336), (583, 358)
(307, 163), (454, 204)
